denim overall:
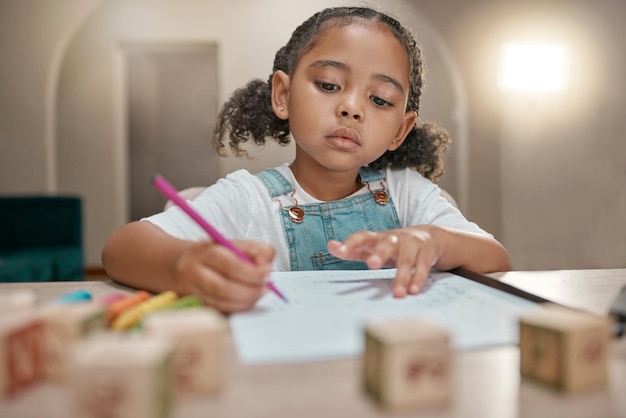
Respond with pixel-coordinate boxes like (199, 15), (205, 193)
(256, 167), (402, 270)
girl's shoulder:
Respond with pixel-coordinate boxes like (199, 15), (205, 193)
(384, 166), (442, 204)
(384, 166), (433, 188)
(216, 166), (291, 201)
(222, 168), (256, 182)
(194, 169), (266, 205)
(215, 168), (264, 191)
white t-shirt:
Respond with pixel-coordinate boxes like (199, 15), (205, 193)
(145, 164), (490, 271)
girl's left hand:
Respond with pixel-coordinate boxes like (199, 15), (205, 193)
(327, 226), (441, 298)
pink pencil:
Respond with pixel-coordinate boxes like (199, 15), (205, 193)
(152, 174), (288, 303)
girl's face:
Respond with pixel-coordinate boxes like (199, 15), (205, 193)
(272, 22), (416, 175)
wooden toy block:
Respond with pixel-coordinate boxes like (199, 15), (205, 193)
(519, 304), (611, 393)
(0, 289), (37, 316)
(70, 334), (174, 418)
(363, 317), (452, 410)
(142, 307), (227, 398)
(0, 314), (45, 399)
(38, 302), (106, 380)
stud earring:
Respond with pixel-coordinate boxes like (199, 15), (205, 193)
(280, 106), (285, 111)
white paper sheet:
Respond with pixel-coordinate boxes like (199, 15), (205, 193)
(230, 269), (540, 364)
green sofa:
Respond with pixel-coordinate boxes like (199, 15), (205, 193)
(0, 196), (84, 282)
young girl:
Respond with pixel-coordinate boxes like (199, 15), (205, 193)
(102, 7), (510, 313)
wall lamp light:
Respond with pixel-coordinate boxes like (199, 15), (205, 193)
(500, 42), (568, 92)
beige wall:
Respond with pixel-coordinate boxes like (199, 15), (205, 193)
(427, 1), (626, 269)
(0, 0), (101, 193)
(1, 0), (625, 271)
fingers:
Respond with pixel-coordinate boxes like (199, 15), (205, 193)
(234, 239), (276, 269)
(328, 237), (372, 261)
(191, 272), (268, 313)
(175, 240), (275, 313)
(393, 242), (414, 297)
(392, 244), (433, 298)
(365, 234), (399, 270)
(200, 240), (273, 287)
(329, 229), (440, 299)
(197, 290), (268, 313)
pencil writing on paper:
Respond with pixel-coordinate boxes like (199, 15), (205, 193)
(151, 174), (288, 303)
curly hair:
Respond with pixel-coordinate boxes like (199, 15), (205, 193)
(214, 7), (450, 182)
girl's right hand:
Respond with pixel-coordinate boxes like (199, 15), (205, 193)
(173, 240), (275, 313)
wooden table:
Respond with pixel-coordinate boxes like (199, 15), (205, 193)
(1, 269), (625, 418)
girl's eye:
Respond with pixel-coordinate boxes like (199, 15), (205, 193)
(371, 96), (393, 108)
(315, 81), (339, 92)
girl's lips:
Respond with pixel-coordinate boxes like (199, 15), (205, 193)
(326, 127), (361, 148)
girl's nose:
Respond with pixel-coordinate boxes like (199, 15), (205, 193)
(340, 110), (361, 120)
(338, 93), (363, 121)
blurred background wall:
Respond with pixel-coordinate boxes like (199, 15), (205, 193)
(1, 0), (624, 271)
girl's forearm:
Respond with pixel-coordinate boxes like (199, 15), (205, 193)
(422, 225), (511, 273)
(101, 221), (194, 294)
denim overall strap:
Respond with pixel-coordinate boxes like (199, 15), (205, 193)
(256, 167), (401, 271)
(358, 166), (384, 183)
(256, 168), (293, 197)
